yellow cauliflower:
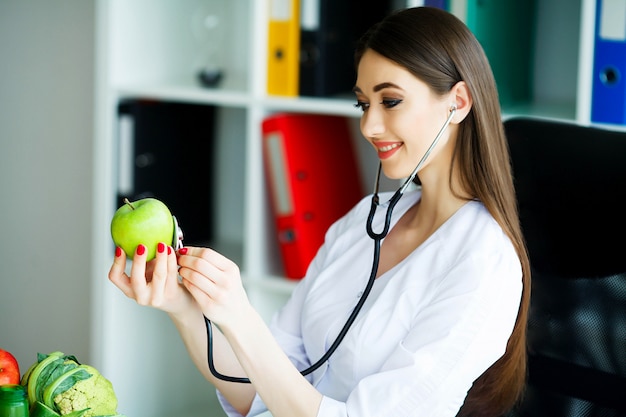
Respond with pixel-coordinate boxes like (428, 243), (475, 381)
(53, 365), (118, 417)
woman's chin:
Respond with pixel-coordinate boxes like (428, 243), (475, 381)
(381, 165), (412, 181)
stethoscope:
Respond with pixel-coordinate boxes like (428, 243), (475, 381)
(200, 105), (458, 383)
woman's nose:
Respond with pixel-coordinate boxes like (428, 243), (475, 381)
(360, 108), (385, 138)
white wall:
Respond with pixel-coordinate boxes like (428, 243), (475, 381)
(0, 0), (95, 369)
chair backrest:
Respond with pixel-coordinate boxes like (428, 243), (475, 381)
(503, 117), (626, 417)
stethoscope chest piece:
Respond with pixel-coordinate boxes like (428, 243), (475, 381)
(172, 215), (184, 250)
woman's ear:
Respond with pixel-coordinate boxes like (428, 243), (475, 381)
(449, 81), (472, 123)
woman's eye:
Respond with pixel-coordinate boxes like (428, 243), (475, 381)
(381, 99), (402, 108)
(354, 101), (370, 112)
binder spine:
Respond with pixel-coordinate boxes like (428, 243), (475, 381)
(265, 132), (293, 217)
(591, 0), (626, 125)
(298, 0), (391, 97)
(262, 118), (303, 278)
(117, 103), (135, 197)
(267, 0), (300, 96)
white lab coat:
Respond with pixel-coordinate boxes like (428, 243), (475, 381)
(218, 189), (522, 417)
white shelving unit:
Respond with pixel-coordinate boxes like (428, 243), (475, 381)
(90, 0), (596, 415)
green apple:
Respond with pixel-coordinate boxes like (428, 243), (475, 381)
(110, 197), (174, 261)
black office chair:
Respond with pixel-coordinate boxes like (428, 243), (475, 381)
(503, 117), (626, 417)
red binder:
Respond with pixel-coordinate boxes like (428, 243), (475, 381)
(262, 113), (364, 279)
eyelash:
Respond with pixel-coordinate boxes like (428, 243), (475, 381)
(354, 99), (403, 112)
(354, 101), (369, 111)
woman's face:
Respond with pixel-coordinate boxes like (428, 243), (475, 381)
(354, 49), (454, 181)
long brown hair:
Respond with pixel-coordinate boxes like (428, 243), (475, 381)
(355, 7), (531, 417)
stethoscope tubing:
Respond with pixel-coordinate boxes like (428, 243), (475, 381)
(205, 106), (457, 383)
(204, 233), (383, 383)
(367, 105), (457, 239)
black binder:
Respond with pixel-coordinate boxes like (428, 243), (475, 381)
(116, 100), (216, 245)
(298, 0), (391, 97)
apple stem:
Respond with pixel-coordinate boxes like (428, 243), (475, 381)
(124, 198), (135, 210)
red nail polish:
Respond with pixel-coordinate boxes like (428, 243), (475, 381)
(178, 247), (188, 255)
(158, 242), (165, 254)
(167, 246), (172, 255)
(137, 244), (146, 256)
(115, 247), (122, 257)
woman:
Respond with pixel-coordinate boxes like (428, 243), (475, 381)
(109, 7), (530, 417)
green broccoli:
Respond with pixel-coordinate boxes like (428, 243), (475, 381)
(52, 365), (118, 417)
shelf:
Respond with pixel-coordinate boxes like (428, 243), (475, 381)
(114, 80), (250, 108)
(502, 101), (578, 122)
(113, 84), (364, 117)
(261, 95), (362, 117)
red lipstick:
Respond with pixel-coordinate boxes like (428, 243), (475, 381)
(375, 142), (403, 159)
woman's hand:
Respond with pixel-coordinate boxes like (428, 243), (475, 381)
(176, 246), (251, 329)
(108, 242), (196, 316)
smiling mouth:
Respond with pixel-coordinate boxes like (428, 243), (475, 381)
(375, 142), (403, 159)
(378, 143), (401, 152)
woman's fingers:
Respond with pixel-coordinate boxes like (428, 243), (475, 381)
(177, 247), (239, 291)
(166, 244), (180, 288)
(108, 246), (134, 298)
(109, 243), (195, 316)
(150, 242), (171, 305)
(180, 264), (221, 300)
(176, 246), (247, 325)
(128, 244), (150, 304)
(181, 277), (212, 304)
(109, 244), (246, 323)
(179, 246), (237, 274)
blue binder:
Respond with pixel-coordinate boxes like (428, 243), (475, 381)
(591, 0), (626, 125)
(424, 0), (448, 9)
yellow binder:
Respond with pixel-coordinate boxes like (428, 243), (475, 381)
(267, 0), (300, 96)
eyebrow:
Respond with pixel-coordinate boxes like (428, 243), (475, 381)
(352, 82), (404, 94)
